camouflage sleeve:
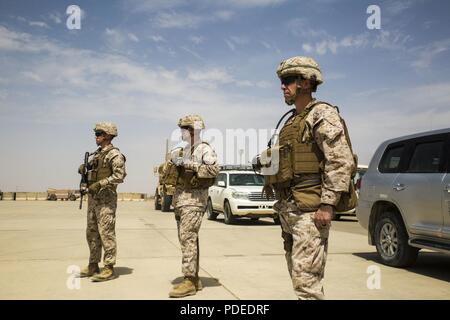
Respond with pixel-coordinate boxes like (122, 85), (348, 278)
(185, 144), (219, 178)
(99, 151), (127, 187)
(198, 146), (219, 178)
(309, 105), (355, 207)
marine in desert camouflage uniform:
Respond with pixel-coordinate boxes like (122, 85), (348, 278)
(168, 115), (219, 298)
(262, 56), (355, 299)
(78, 122), (126, 282)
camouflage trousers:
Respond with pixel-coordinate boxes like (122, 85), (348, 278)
(174, 206), (205, 277)
(275, 200), (330, 300)
(86, 190), (117, 266)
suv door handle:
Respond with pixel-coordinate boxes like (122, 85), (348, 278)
(393, 183), (406, 191)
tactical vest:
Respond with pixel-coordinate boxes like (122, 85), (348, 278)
(264, 101), (357, 212)
(87, 147), (120, 184)
(165, 142), (216, 190)
(266, 102), (324, 189)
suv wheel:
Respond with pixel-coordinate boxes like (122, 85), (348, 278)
(223, 201), (236, 225)
(206, 198), (218, 220)
(154, 190), (162, 210)
(273, 216), (281, 225)
(374, 212), (419, 267)
(161, 194), (172, 212)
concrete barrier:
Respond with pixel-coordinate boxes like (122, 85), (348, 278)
(15, 192), (28, 201)
(2, 192), (15, 200)
(118, 193), (146, 201)
(37, 192), (47, 201)
(15, 192), (43, 200)
(0, 192), (149, 201)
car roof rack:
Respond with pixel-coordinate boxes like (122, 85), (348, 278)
(219, 164), (254, 171)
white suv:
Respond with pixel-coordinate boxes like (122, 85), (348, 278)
(207, 167), (278, 224)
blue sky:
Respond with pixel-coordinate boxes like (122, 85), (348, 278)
(1, 0), (450, 192)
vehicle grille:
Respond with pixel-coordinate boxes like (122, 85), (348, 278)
(248, 192), (275, 202)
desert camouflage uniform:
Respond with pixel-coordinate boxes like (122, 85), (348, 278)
(86, 144), (126, 266)
(172, 142), (219, 277)
(274, 99), (354, 300)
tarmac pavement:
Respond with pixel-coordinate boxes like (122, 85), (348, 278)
(0, 201), (449, 300)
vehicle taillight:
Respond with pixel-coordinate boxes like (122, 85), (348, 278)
(356, 178), (362, 190)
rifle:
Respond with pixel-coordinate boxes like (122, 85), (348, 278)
(79, 152), (90, 210)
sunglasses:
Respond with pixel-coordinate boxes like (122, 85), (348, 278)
(280, 76), (298, 86)
(95, 131), (105, 137)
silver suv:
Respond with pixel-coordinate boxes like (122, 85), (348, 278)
(357, 128), (450, 267)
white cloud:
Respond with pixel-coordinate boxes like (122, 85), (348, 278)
(149, 35), (166, 42)
(326, 72), (346, 81)
(152, 10), (234, 29)
(104, 28), (140, 51)
(128, 33), (139, 42)
(302, 43), (313, 53)
(260, 41), (271, 49)
(180, 46), (203, 60)
(29, 21), (50, 28)
(214, 10), (234, 20)
(152, 12), (204, 29)
(48, 12), (62, 24)
(123, 0), (186, 12)
(189, 35), (204, 45)
(187, 68), (234, 84)
(385, 0), (419, 16)
(224, 36), (249, 52)
(225, 0), (287, 7)
(22, 71), (43, 83)
(410, 38), (450, 69)
(0, 26), (60, 53)
(225, 39), (236, 51)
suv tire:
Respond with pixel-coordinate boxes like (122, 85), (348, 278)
(154, 189), (162, 210)
(374, 212), (419, 267)
(223, 201), (236, 225)
(161, 194), (172, 212)
(206, 198), (218, 220)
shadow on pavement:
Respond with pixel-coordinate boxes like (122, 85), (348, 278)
(333, 216), (358, 222)
(171, 276), (222, 288)
(211, 218), (276, 226)
(353, 251), (450, 282)
(114, 266), (134, 278)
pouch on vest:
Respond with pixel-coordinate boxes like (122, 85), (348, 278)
(292, 183), (321, 212)
(334, 116), (358, 212)
(264, 144), (294, 186)
(162, 161), (179, 186)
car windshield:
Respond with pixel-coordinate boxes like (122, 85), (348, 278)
(229, 174), (264, 186)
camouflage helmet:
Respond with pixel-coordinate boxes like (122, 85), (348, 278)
(177, 114), (205, 130)
(276, 56), (323, 85)
(93, 122), (118, 137)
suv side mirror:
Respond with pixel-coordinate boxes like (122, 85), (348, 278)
(218, 181), (226, 188)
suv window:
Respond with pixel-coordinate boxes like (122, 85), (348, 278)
(379, 145), (405, 173)
(407, 140), (444, 173)
(214, 173), (227, 186)
(229, 174), (264, 186)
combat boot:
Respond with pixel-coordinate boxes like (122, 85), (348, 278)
(169, 277), (197, 298)
(173, 277), (203, 291)
(78, 263), (99, 278)
(90, 265), (116, 282)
